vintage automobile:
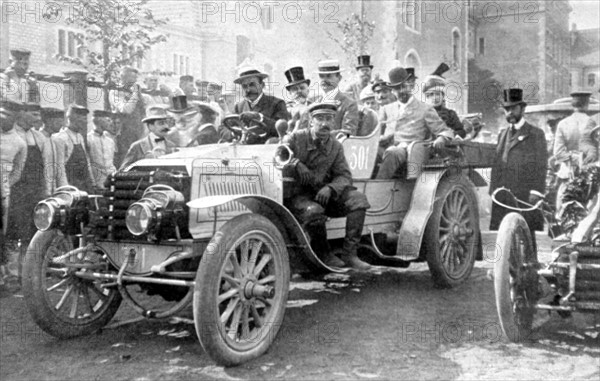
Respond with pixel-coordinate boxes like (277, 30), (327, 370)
(22, 125), (496, 366)
(492, 187), (600, 342)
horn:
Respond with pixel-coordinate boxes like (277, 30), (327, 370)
(431, 63), (450, 78)
(274, 144), (293, 169)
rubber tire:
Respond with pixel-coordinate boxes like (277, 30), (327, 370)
(423, 176), (480, 288)
(194, 214), (290, 366)
(494, 213), (538, 342)
(22, 230), (122, 338)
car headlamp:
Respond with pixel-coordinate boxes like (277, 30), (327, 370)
(126, 185), (184, 236)
(33, 186), (89, 231)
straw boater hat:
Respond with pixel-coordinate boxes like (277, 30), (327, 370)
(142, 105), (170, 123)
(233, 67), (269, 84)
(316, 60), (342, 75)
(284, 66), (310, 89)
(423, 63), (450, 94)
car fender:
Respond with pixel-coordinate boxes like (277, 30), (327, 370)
(188, 194), (348, 273)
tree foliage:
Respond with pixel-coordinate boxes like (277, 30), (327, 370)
(467, 58), (503, 129)
(44, 0), (169, 84)
(326, 13), (375, 67)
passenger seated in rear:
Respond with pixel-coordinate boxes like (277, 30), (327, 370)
(376, 67), (454, 179)
(283, 102), (371, 270)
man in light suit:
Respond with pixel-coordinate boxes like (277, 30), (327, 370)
(376, 67), (453, 179)
(297, 60), (358, 135)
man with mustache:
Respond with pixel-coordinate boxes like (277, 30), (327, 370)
(284, 66), (312, 131)
(343, 55), (374, 105)
(284, 102), (371, 270)
(376, 67), (453, 179)
(231, 67), (290, 144)
(120, 105), (174, 170)
(489, 88), (547, 251)
(53, 104), (95, 193)
(297, 60), (359, 136)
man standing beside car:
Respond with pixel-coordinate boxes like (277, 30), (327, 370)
(283, 102), (371, 270)
(489, 88), (548, 251)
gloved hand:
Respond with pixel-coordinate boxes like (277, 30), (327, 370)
(296, 162), (314, 186)
(433, 136), (447, 150)
(240, 111), (262, 125)
(315, 186), (332, 206)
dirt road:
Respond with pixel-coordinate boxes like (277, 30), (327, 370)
(1, 230), (599, 381)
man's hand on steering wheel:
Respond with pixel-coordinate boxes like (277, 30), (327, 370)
(240, 111), (263, 125)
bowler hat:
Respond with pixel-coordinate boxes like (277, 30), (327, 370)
(233, 67), (268, 84)
(316, 60), (342, 75)
(356, 55), (373, 70)
(386, 67), (410, 88)
(308, 102), (337, 116)
(284, 66), (310, 89)
(502, 88), (527, 108)
(41, 107), (64, 119)
(142, 105), (170, 123)
(168, 95), (193, 113)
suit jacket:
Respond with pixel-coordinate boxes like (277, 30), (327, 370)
(489, 121), (548, 231)
(380, 97), (454, 143)
(581, 116), (599, 164)
(120, 134), (169, 170)
(296, 90), (359, 135)
(553, 111), (591, 163)
(234, 93), (290, 144)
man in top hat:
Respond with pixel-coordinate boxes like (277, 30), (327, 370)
(121, 105), (174, 170)
(87, 110), (117, 190)
(422, 63), (466, 138)
(142, 74), (170, 106)
(0, 49), (33, 103)
(109, 66), (147, 167)
(489, 88), (547, 250)
(376, 67), (453, 179)
(343, 55), (374, 105)
(284, 66), (312, 131)
(6, 101), (55, 245)
(356, 85), (379, 137)
(39, 107), (64, 194)
(232, 67), (290, 144)
(53, 104), (95, 193)
(283, 102), (371, 270)
(166, 95), (219, 148)
(0, 101), (27, 237)
(297, 60), (358, 136)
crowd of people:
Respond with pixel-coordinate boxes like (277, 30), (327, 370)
(1, 46), (599, 282)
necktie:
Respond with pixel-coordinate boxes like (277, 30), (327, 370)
(155, 137), (165, 143)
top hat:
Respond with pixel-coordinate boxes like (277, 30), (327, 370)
(356, 55), (373, 69)
(502, 88), (527, 108)
(308, 102), (338, 116)
(168, 95), (194, 113)
(360, 85), (375, 101)
(569, 90), (592, 98)
(92, 109), (113, 118)
(284, 66), (311, 89)
(10, 48), (31, 58)
(431, 63), (450, 78)
(316, 60), (342, 75)
(405, 68), (417, 80)
(142, 105), (170, 123)
(234, 67), (269, 84)
(41, 107), (64, 119)
(386, 67), (411, 88)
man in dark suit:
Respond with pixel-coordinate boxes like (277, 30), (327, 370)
(489, 88), (548, 250)
(231, 67), (290, 144)
(296, 59), (359, 135)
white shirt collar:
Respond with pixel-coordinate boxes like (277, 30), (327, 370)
(247, 92), (264, 108)
(323, 87), (340, 102)
(513, 117), (526, 130)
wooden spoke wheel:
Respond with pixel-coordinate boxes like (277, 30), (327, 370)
(194, 214), (290, 366)
(424, 177), (480, 288)
(22, 230), (122, 338)
(494, 213), (540, 342)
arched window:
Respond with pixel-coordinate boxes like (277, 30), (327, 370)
(404, 49), (422, 73)
(452, 28), (461, 66)
(588, 73), (597, 87)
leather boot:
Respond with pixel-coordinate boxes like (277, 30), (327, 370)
(305, 220), (345, 268)
(340, 209), (371, 270)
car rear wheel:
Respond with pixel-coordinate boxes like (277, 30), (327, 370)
(22, 230), (122, 338)
(194, 214), (290, 366)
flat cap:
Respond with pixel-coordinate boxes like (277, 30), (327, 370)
(308, 102), (337, 116)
